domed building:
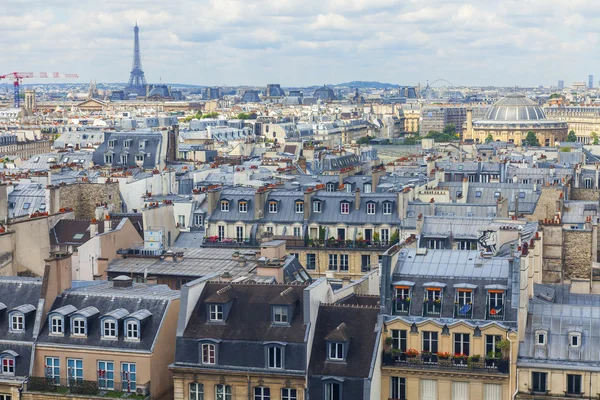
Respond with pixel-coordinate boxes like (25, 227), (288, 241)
(465, 93), (568, 146)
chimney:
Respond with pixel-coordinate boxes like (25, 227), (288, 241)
(103, 214), (111, 232)
(112, 275), (134, 288)
(41, 253), (73, 318)
(297, 156), (307, 174)
(254, 187), (269, 219)
(465, 108), (473, 141)
(496, 196), (509, 218)
(47, 185), (61, 215)
(304, 188), (315, 220)
(95, 257), (108, 280)
(355, 188), (361, 211)
(371, 165), (386, 189)
(596, 165), (599, 189)
(462, 177), (469, 202)
(89, 220), (98, 238)
(0, 183), (7, 223)
(207, 188), (222, 216)
(397, 188), (409, 219)
(514, 194), (519, 217)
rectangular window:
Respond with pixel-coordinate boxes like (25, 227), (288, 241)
(281, 388), (297, 400)
(475, 191), (482, 198)
(367, 203), (375, 214)
(452, 381), (469, 400)
(328, 342), (344, 360)
(194, 214), (203, 226)
(103, 320), (116, 338)
(383, 202), (392, 215)
(239, 201), (248, 213)
(361, 254), (371, 271)
(269, 202), (278, 213)
(328, 254), (338, 270)
(326, 183), (335, 192)
(51, 316), (63, 334)
(293, 227), (301, 237)
(216, 384), (232, 400)
(266, 226), (273, 234)
(120, 154), (128, 164)
(267, 347), (282, 368)
(456, 290), (472, 306)
(218, 225), (225, 241)
(221, 201), (229, 212)
(135, 154), (144, 162)
(313, 201), (322, 213)
(391, 329), (407, 351)
(2, 358), (14, 374)
(422, 331), (438, 353)
(421, 379), (437, 400)
(273, 306), (288, 324)
(67, 358), (83, 381)
(391, 377), (406, 400)
(236, 226), (244, 242)
(306, 254), (316, 270)
(381, 229), (389, 243)
(585, 179), (593, 189)
(97, 361), (114, 390)
(486, 335), (502, 356)
(126, 321), (139, 339)
(209, 304), (224, 321)
(531, 372), (547, 393)
(45, 357), (60, 384)
(567, 374), (582, 395)
(254, 387), (270, 400)
(340, 202), (349, 214)
(121, 363), (136, 392)
(364, 183), (372, 193)
(108, 140), (116, 148)
(454, 333), (470, 356)
(104, 154), (113, 164)
(325, 382), (341, 400)
(295, 202), (303, 213)
(339, 254), (349, 271)
(202, 343), (216, 364)
(178, 215), (186, 228)
(483, 384), (502, 400)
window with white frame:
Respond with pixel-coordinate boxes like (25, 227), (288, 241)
(313, 201), (322, 213)
(45, 356), (60, 384)
(366, 202), (375, 214)
(328, 342), (344, 361)
(281, 388), (297, 400)
(120, 154), (128, 164)
(1, 357), (14, 374)
(273, 306), (288, 324)
(103, 319), (117, 338)
(324, 382), (341, 400)
(328, 254), (338, 270)
(189, 383), (204, 400)
(454, 333), (470, 356)
(135, 154), (144, 162)
(295, 201), (303, 213)
(194, 214), (203, 226)
(293, 226), (301, 237)
(216, 384), (232, 400)
(535, 330), (547, 346)
(254, 387), (270, 400)
(209, 304), (223, 321)
(218, 226), (225, 240)
(202, 343), (216, 364)
(221, 201), (229, 212)
(391, 329), (407, 351)
(326, 183), (336, 192)
(50, 316), (63, 335)
(340, 202), (349, 214)
(383, 202), (392, 215)
(269, 202), (278, 213)
(381, 229), (389, 243)
(104, 154), (113, 164)
(10, 314), (23, 332)
(267, 346), (282, 369)
(585, 179), (593, 189)
(72, 318), (86, 336)
(239, 201), (248, 213)
(363, 183), (372, 193)
(569, 332), (581, 348)
(391, 377), (406, 400)
(108, 140), (116, 148)
(339, 254), (349, 271)
(126, 321), (139, 340)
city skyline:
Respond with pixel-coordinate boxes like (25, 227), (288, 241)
(3, 0), (600, 87)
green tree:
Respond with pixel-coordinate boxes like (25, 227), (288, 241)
(443, 124), (456, 135)
(560, 146), (572, 152)
(549, 93), (564, 99)
(525, 131), (539, 146)
(566, 130), (577, 142)
(201, 112), (220, 119)
(485, 133), (494, 143)
(592, 132), (599, 145)
(356, 135), (374, 145)
(235, 112), (251, 120)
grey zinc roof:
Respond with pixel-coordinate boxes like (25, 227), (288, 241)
(8, 183), (46, 218)
(441, 182), (541, 214)
(73, 306), (99, 318)
(11, 304), (36, 314)
(128, 309), (152, 321)
(0, 277), (42, 342)
(103, 308), (129, 320)
(395, 249), (510, 278)
(562, 201), (598, 224)
(421, 216), (497, 239)
(50, 304), (78, 316)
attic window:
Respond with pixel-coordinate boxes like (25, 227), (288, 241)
(295, 201), (303, 214)
(269, 201), (278, 213)
(10, 313), (24, 332)
(313, 201), (322, 213)
(272, 306), (289, 325)
(328, 342), (345, 361)
(221, 201), (229, 212)
(102, 319), (117, 338)
(475, 191), (482, 198)
(340, 202), (350, 214)
(239, 201), (248, 213)
(458, 165), (463, 170)
(73, 233), (85, 240)
(535, 330), (547, 346)
(383, 202), (392, 215)
(1, 356), (14, 375)
(519, 192), (526, 198)
(126, 320), (140, 340)
(209, 304), (223, 321)
(494, 192), (500, 198)
(72, 317), (86, 336)
(569, 332), (581, 348)
(23, 203), (30, 210)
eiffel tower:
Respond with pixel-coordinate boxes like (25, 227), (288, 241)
(126, 22), (147, 96)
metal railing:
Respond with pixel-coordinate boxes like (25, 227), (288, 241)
(28, 377), (150, 398)
(393, 298), (411, 315)
(381, 352), (509, 374)
(454, 303), (473, 319)
(202, 236), (257, 246)
(423, 301), (442, 317)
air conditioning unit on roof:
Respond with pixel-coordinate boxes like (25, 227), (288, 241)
(136, 385), (149, 396)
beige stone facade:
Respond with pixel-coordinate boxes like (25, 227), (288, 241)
(50, 182), (122, 219)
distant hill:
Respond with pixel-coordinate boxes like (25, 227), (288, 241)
(334, 81), (397, 89)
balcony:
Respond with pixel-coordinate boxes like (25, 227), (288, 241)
(454, 303), (473, 319)
(393, 298), (411, 316)
(27, 377), (150, 399)
(381, 352), (509, 374)
(486, 305), (504, 321)
(422, 300), (442, 317)
(202, 236), (257, 247)
(302, 238), (396, 250)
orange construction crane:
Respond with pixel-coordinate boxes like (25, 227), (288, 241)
(0, 72), (79, 108)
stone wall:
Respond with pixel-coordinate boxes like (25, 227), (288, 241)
(57, 182), (121, 219)
(541, 224), (563, 283)
(571, 187), (600, 201)
(564, 229), (593, 280)
(527, 186), (564, 222)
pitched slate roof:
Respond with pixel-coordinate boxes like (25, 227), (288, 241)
(308, 304), (379, 378)
(0, 277), (42, 342)
(183, 282), (307, 342)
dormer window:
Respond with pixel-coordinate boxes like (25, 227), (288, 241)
(475, 191), (482, 198)
(267, 345), (283, 369)
(569, 332), (581, 348)
(535, 330), (547, 346)
(50, 316), (64, 335)
(1, 356), (14, 375)
(72, 318), (86, 336)
(328, 342), (344, 361)
(10, 314), (24, 332)
(366, 202), (375, 215)
(123, 139), (132, 148)
(340, 202), (349, 214)
(209, 304), (224, 321)
(139, 140), (146, 149)
(239, 201), (248, 213)
(126, 320), (140, 340)
(221, 200), (229, 212)
(272, 306), (288, 325)
(487, 289), (505, 320)
(202, 343), (216, 365)
(383, 202), (392, 215)
(108, 139), (116, 148)
(326, 183), (336, 192)
(455, 289), (473, 319)
(103, 319), (117, 338)
(313, 201), (322, 213)
(295, 201), (303, 213)
(424, 287), (442, 316)
(104, 154), (113, 164)
(269, 201), (278, 213)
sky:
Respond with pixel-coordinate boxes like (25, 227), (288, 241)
(1, 0), (599, 87)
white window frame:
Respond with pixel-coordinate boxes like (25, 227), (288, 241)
(126, 321), (139, 340)
(10, 314), (24, 332)
(104, 154), (113, 164)
(202, 343), (216, 364)
(190, 383), (204, 400)
(281, 388), (297, 400)
(1, 356), (14, 375)
(216, 384), (231, 400)
(328, 342), (344, 361)
(313, 201), (322, 213)
(293, 226), (301, 237)
(254, 387), (270, 400)
(381, 229), (389, 243)
(569, 332), (581, 348)
(209, 304), (224, 321)
(50, 315), (63, 335)
(267, 346), (283, 369)
(221, 201), (229, 212)
(340, 202), (349, 214)
(45, 356), (60, 384)
(383, 202), (392, 215)
(339, 254), (349, 271)
(535, 330), (547, 346)
(102, 319), (117, 339)
(273, 306), (288, 324)
(269, 202), (278, 213)
(239, 201), (248, 213)
(295, 201), (303, 213)
(366, 202), (375, 215)
(72, 317), (86, 336)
